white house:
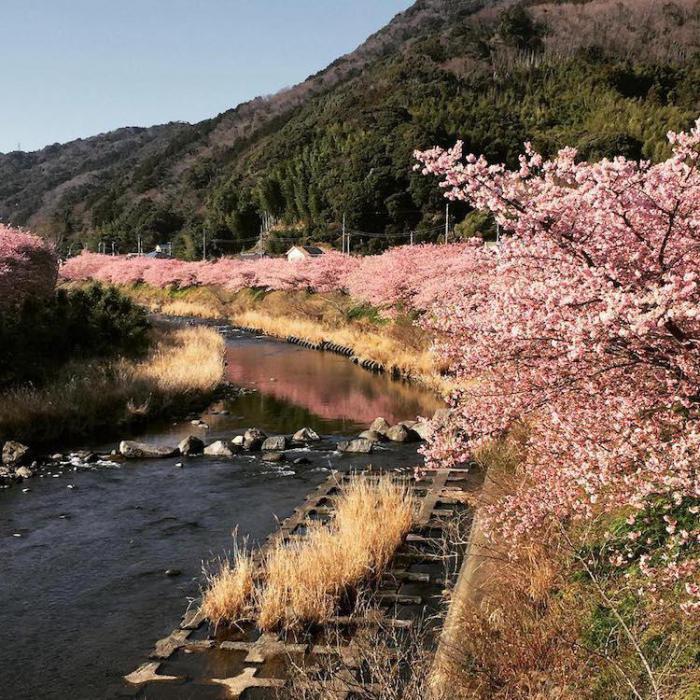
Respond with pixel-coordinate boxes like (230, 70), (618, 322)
(286, 245), (325, 262)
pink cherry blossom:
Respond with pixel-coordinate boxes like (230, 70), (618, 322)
(416, 120), (700, 607)
(0, 225), (58, 309)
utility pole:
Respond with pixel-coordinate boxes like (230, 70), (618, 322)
(445, 202), (450, 244)
(342, 213), (346, 254)
(410, 230), (414, 246)
(111, 241), (115, 256)
(346, 233), (351, 255)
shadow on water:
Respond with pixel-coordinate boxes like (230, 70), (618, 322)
(0, 330), (442, 700)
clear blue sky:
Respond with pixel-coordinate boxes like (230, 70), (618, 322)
(0, 0), (413, 153)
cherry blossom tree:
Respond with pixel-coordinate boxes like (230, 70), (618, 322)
(0, 225), (58, 309)
(416, 121), (700, 609)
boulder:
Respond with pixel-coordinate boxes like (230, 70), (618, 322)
(262, 451), (286, 463)
(243, 428), (267, 451)
(203, 441), (235, 458)
(385, 424), (419, 443)
(2, 441), (32, 467)
(292, 427), (321, 443)
(358, 430), (386, 443)
(178, 435), (205, 456)
(399, 420), (418, 430)
(411, 421), (432, 441)
(369, 417), (391, 436)
(262, 435), (289, 451)
(15, 466), (34, 479)
(231, 435), (245, 447)
(337, 438), (373, 454)
(119, 441), (179, 459)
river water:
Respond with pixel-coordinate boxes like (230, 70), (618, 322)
(0, 329), (441, 700)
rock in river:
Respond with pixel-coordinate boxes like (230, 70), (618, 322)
(384, 424), (419, 443)
(358, 430), (386, 443)
(178, 435), (205, 456)
(337, 438), (373, 454)
(2, 441), (32, 467)
(119, 441), (179, 459)
(411, 420), (432, 441)
(369, 417), (391, 436)
(15, 466), (34, 479)
(262, 435), (289, 451)
(243, 428), (267, 451)
(292, 427), (320, 443)
(262, 451), (286, 462)
(203, 441), (235, 458)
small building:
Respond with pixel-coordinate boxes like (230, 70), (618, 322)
(145, 244), (173, 259)
(286, 245), (325, 263)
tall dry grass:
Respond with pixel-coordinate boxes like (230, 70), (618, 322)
(201, 535), (255, 630)
(200, 476), (415, 631)
(258, 475), (415, 631)
(0, 326), (224, 443)
(136, 325), (225, 395)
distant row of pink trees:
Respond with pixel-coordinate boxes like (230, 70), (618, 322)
(59, 243), (475, 311)
(0, 225), (58, 310)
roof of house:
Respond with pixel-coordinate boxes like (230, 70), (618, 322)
(287, 245), (324, 257)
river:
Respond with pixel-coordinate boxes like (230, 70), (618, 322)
(0, 328), (441, 700)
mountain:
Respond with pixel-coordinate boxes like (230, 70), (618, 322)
(2, 0), (700, 257)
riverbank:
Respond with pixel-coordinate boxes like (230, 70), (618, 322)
(0, 324), (225, 447)
(117, 284), (452, 393)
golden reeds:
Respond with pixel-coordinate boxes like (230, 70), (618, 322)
(201, 475), (415, 631)
(201, 535), (255, 630)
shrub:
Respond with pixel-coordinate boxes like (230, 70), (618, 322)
(0, 284), (150, 388)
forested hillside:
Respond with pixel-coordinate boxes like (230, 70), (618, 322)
(2, 0), (700, 257)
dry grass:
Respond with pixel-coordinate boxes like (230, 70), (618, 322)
(159, 299), (223, 319)
(200, 476), (415, 631)
(258, 475), (415, 631)
(0, 326), (225, 443)
(136, 325), (225, 395)
(201, 536), (255, 630)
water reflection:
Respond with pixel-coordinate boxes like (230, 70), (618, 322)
(224, 337), (442, 430)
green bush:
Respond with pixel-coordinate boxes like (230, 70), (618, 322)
(0, 284), (150, 388)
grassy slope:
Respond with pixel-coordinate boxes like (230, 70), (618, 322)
(0, 325), (225, 444)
